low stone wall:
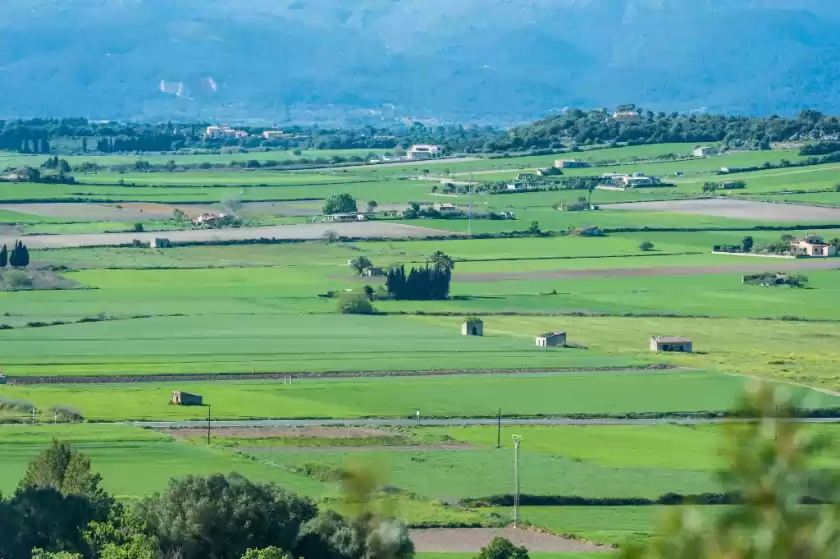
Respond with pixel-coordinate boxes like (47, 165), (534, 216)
(711, 251), (797, 259)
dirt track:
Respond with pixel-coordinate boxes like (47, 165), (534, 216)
(456, 258), (840, 282)
(1, 202), (214, 221)
(4, 365), (671, 385)
(410, 527), (606, 552)
(606, 198), (840, 222)
(3, 221), (454, 249)
(162, 426), (389, 438)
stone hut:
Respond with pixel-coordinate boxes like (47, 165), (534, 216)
(362, 267), (385, 277)
(150, 238), (172, 249)
(650, 336), (693, 353)
(171, 391), (203, 406)
(536, 332), (566, 348)
(462, 318), (484, 337)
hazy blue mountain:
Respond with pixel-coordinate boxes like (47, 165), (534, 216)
(1, 0), (839, 123)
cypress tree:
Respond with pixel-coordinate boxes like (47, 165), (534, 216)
(9, 241), (18, 267)
(20, 243), (29, 268)
(0, 244), (7, 267)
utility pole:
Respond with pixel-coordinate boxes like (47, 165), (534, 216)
(207, 405), (211, 445)
(497, 409), (501, 449)
(512, 435), (522, 528)
(468, 169), (473, 237)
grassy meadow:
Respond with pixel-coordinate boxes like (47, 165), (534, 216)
(4, 143), (840, 550)
(0, 371), (773, 421)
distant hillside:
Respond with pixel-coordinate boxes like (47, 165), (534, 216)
(1, 0), (840, 123)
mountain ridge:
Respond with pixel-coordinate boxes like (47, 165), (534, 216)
(1, 0), (839, 123)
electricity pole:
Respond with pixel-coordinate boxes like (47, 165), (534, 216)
(207, 405), (211, 445)
(468, 169), (473, 237)
(512, 435), (522, 527)
(497, 409), (501, 449)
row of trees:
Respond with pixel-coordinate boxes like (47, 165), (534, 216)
(0, 241), (30, 268)
(385, 251), (454, 300)
(0, 440), (414, 559)
(9, 108), (840, 156)
(0, 118), (500, 155)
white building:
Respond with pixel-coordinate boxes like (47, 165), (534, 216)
(693, 146), (715, 158)
(262, 130), (287, 140)
(408, 144), (443, 160)
(433, 203), (459, 214)
(205, 126), (248, 139)
(612, 111), (640, 122)
(614, 175), (659, 188)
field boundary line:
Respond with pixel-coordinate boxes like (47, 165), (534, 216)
(4, 365), (678, 385)
(725, 372), (840, 398)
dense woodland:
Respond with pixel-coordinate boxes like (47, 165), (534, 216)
(498, 106), (840, 151)
(5, 108), (840, 157)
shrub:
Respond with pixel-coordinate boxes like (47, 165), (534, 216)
(133, 222), (144, 232)
(337, 291), (375, 315)
(4, 269), (33, 289)
(639, 241), (655, 251)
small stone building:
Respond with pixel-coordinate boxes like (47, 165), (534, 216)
(462, 318), (484, 337)
(171, 391), (203, 406)
(650, 336), (693, 353)
(362, 267), (385, 277)
(150, 238), (172, 249)
(536, 332), (566, 348)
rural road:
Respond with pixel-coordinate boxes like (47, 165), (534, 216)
(5, 221), (455, 249)
(605, 198), (840, 222)
(130, 416), (840, 429)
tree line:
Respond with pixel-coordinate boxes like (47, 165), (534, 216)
(497, 106), (840, 151)
(385, 251), (454, 300)
(0, 440), (415, 559)
(0, 241), (30, 268)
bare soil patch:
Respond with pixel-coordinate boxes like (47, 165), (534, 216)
(5, 365), (672, 385)
(457, 258), (840, 282)
(0, 221), (457, 249)
(409, 527), (607, 553)
(605, 198), (840, 222)
(241, 444), (475, 453)
(161, 426), (389, 439)
(0, 202), (203, 222)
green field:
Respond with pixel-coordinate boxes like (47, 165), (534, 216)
(5, 142), (840, 552)
(0, 371), (780, 421)
(0, 424), (330, 499)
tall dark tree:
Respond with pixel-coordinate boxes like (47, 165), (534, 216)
(9, 241), (20, 267)
(0, 244), (7, 267)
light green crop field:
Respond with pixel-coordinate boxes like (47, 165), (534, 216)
(417, 425), (725, 470)
(0, 313), (643, 376)
(410, 314), (840, 389)
(246, 447), (718, 500)
(0, 424), (330, 499)
(0, 371), (776, 421)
